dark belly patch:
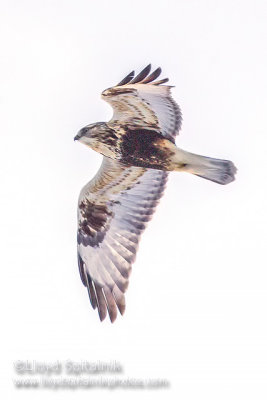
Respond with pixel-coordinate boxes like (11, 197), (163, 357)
(120, 127), (173, 169)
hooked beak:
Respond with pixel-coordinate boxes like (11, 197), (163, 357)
(74, 127), (88, 141)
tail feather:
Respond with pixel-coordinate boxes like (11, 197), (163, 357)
(173, 150), (237, 185)
(191, 158), (237, 185)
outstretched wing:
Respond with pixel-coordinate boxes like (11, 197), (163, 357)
(77, 156), (168, 322)
(101, 64), (182, 142)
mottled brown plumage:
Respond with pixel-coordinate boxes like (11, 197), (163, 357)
(75, 65), (236, 322)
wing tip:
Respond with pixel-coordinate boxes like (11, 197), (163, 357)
(118, 305), (126, 316)
(130, 64), (152, 84)
(109, 314), (117, 323)
(116, 70), (135, 86)
(116, 64), (170, 87)
(153, 78), (169, 85)
(85, 281), (126, 323)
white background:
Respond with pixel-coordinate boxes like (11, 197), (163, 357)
(1, 0), (267, 399)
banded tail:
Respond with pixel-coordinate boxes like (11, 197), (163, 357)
(173, 148), (237, 185)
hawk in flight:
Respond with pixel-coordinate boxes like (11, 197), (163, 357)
(75, 64), (236, 322)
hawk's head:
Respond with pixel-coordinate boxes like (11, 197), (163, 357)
(74, 122), (118, 158)
(74, 122), (107, 144)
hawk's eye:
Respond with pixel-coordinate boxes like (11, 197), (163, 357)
(79, 127), (88, 137)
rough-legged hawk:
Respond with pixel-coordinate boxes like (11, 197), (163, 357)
(74, 64), (236, 322)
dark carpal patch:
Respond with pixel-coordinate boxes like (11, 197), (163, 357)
(78, 200), (113, 247)
(120, 127), (172, 170)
